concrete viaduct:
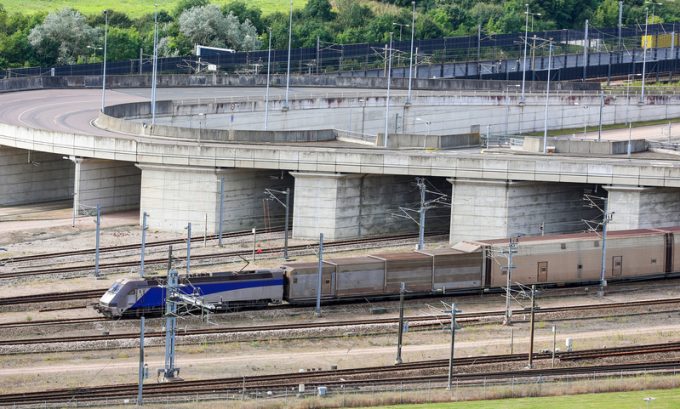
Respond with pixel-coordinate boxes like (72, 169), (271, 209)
(1, 74), (679, 244)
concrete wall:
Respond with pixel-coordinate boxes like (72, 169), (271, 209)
(101, 92), (680, 139)
(0, 146), (73, 205)
(526, 137), (648, 154)
(606, 185), (680, 230)
(376, 132), (480, 149)
(292, 172), (449, 240)
(449, 179), (595, 243)
(138, 164), (290, 233)
(76, 159), (140, 213)
(0, 74), (598, 94)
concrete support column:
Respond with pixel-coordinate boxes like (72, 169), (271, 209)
(72, 157), (141, 213)
(291, 172), (363, 240)
(605, 185), (680, 230)
(0, 146), (73, 205)
(138, 164), (289, 233)
(448, 178), (592, 244)
(292, 172), (450, 240)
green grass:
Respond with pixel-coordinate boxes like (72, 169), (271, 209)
(0, 0), (307, 18)
(366, 388), (680, 409)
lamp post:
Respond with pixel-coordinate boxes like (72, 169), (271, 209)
(542, 41), (553, 154)
(151, 3), (159, 125)
(521, 3), (530, 103)
(505, 84), (520, 135)
(264, 27), (272, 130)
(383, 32), (394, 148)
(392, 23), (408, 42)
(415, 117), (431, 135)
(284, 0), (293, 111)
(407, 1), (416, 104)
(392, 23), (409, 67)
(641, 8), (649, 104)
(101, 10), (108, 112)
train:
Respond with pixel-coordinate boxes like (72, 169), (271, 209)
(96, 227), (680, 318)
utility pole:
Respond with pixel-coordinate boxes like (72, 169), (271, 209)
(407, 1), (416, 104)
(598, 90), (605, 141)
(641, 9), (649, 104)
(521, 3), (529, 102)
(140, 212), (148, 278)
(447, 303), (462, 390)
(583, 194), (613, 297)
(394, 177), (450, 250)
(383, 32), (393, 148)
(251, 227), (257, 262)
(583, 19), (589, 82)
(101, 9), (108, 112)
(417, 178), (426, 250)
(618, 1), (624, 53)
(158, 263), (180, 381)
(137, 315), (146, 406)
(502, 237), (518, 325)
(542, 41), (553, 154)
(150, 4), (158, 125)
(551, 325), (557, 368)
(185, 222), (191, 276)
(315, 233), (324, 317)
(284, 0), (293, 111)
(527, 285), (537, 369)
(477, 24), (482, 79)
(264, 187), (291, 259)
(95, 204), (101, 278)
(264, 27), (272, 130)
(395, 282), (406, 365)
(218, 176), (224, 247)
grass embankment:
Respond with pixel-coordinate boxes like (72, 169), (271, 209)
(370, 387), (680, 409)
(0, 0), (307, 17)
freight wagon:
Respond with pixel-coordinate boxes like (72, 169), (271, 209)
(97, 227), (680, 318)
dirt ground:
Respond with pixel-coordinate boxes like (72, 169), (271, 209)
(1, 206), (680, 402)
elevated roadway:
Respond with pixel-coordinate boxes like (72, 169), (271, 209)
(0, 85), (679, 243)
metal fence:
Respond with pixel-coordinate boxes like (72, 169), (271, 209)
(1, 22), (677, 82)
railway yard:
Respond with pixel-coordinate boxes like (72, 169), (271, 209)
(1, 206), (680, 408)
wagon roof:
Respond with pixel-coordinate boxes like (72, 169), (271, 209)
(474, 228), (663, 246)
(417, 248), (465, 256)
(326, 256), (383, 265)
(369, 252), (432, 261)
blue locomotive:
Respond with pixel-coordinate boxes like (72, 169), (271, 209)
(95, 269), (284, 318)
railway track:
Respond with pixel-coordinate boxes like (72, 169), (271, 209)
(0, 232), (437, 279)
(0, 289), (105, 306)
(0, 228), (283, 264)
(3, 297), (680, 345)
(0, 356), (677, 406)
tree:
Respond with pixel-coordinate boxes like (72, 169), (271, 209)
(222, 1), (264, 33)
(304, 0), (335, 21)
(178, 5), (260, 51)
(173, 0), (209, 18)
(28, 8), (97, 65)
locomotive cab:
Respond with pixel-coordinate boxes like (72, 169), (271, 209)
(95, 278), (149, 318)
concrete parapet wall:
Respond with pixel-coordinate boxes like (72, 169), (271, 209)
(0, 146), (73, 206)
(526, 137), (649, 154)
(376, 132), (480, 149)
(98, 109), (336, 143)
(0, 74), (598, 93)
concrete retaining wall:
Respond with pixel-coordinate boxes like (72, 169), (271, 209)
(0, 74), (598, 93)
(77, 159), (140, 212)
(376, 132), (480, 149)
